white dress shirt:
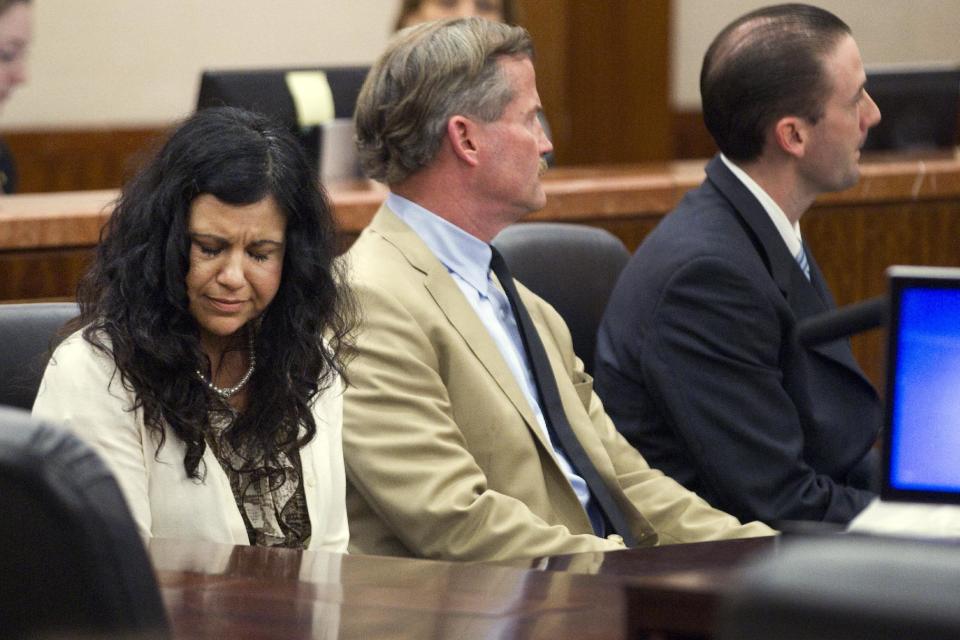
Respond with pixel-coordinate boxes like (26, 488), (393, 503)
(720, 153), (805, 260)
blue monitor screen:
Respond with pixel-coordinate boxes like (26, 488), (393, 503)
(888, 287), (960, 496)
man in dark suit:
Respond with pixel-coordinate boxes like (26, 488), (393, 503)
(594, 4), (883, 526)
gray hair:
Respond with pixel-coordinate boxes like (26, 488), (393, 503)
(355, 17), (534, 185)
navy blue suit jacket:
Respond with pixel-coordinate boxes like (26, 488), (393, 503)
(594, 156), (880, 525)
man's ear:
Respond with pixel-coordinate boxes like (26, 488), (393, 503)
(772, 115), (808, 159)
(447, 115), (481, 166)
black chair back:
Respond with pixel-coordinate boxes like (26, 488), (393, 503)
(0, 302), (78, 410)
(492, 222), (630, 375)
(0, 406), (169, 638)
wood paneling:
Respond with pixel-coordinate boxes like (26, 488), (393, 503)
(0, 247), (94, 302)
(515, 0), (567, 152)
(671, 109), (717, 160)
(5, 127), (167, 193)
(519, 0), (672, 165)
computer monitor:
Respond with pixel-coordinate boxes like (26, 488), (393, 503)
(862, 64), (960, 152)
(882, 265), (960, 504)
(195, 66), (369, 174)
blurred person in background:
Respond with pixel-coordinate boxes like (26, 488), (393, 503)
(0, 0), (32, 192)
(394, 0), (515, 30)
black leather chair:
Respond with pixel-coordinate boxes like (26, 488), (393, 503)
(0, 406), (169, 638)
(0, 302), (78, 410)
(492, 222), (630, 375)
(718, 536), (960, 640)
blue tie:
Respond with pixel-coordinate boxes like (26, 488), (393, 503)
(795, 243), (811, 280)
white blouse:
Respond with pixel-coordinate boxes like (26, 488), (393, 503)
(32, 331), (349, 553)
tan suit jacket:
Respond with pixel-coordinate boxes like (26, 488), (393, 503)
(343, 205), (773, 561)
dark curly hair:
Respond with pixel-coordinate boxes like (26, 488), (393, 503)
(66, 106), (354, 479)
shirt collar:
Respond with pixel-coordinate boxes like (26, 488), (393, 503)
(719, 153), (803, 258)
(386, 192), (492, 293)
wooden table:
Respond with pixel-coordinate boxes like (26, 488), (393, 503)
(3, 154), (959, 387)
(150, 536), (775, 639)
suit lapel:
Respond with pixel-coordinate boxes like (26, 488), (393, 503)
(705, 156), (808, 302)
(705, 157), (871, 384)
(368, 206), (554, 450)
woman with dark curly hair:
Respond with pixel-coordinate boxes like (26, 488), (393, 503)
(33, 106), (354, 551)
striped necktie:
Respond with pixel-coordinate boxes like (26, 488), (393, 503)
(795, 243), (811, 280)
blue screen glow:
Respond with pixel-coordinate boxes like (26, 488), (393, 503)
(889, 287), (960, 493)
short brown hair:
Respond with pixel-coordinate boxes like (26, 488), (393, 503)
(701, 3), (851, 162)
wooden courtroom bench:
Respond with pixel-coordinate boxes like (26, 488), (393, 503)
(2, 154), (959, 388)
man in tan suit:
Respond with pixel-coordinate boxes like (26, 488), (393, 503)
(343, 17), (774, 562)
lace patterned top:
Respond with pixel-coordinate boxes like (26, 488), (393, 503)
(207, 412), (312, 548)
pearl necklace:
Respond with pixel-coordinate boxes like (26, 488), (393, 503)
(196, 330), (256, 400)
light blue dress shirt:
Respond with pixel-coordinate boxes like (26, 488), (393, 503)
(387, 193), (602, 532)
